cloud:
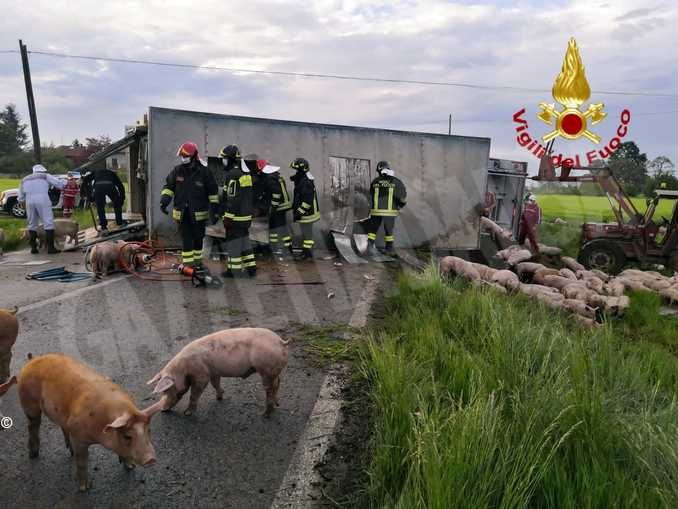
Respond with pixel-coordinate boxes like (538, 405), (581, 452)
(0, 0), (676, 171)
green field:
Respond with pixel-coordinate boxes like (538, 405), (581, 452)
(359, 270), (678, 507)
(0, 177), (20, 193)
(537, 193), (674, 223)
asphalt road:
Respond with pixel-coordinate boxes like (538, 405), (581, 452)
(0, 253), (381, 508)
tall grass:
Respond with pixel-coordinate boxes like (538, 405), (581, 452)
(360, 268), (678, 508)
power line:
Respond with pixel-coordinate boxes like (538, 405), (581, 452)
(634, 109), (678, 116)
(2, 47), (678, 99)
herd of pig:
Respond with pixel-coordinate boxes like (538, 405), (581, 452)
(0, 306), (290, 492)
(439, 254), (678, 326)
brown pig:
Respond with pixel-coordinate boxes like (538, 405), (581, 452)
(0, 306), (19, 383)
(491, 270), (520, 292)
(87, 240), (125, 279)
(562, 256), (585, 272)
(148, 327), (289, 417)
(18, 353), (163, 491)
(533, 268), (561, 285)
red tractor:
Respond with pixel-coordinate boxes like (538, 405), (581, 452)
(534, 153), (678, 274)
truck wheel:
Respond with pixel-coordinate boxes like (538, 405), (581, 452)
(581, 242), (626, 275)
(8, 198), (26, 218)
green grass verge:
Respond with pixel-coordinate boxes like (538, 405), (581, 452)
(537, 193), (674, 223)
(359, 267), (678, 508)
(0, 177), (20, 193)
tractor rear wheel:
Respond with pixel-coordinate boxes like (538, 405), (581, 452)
(580, 241), (626, 275)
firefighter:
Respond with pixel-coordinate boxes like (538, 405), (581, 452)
(81, 165), (126, 233)
(366, 160), (407, 256)
(160, 142), (219, 268)
(244, 153), (269, 216)
(262, 161), (293, 255)
(518, 194), (541, 253)
(220, 145), (256, 278)
(290, 157), (320, 259)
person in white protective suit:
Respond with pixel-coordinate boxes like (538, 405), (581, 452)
(18, 164), (64, 254)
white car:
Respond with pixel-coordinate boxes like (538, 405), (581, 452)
(1, 172), (82, 218)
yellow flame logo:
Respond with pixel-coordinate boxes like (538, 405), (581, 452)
(537, 37), (606, 144)
(552, 38), (591, 108)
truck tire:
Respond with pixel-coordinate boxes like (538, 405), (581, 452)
(580, 241), (626, 275)
(7, 197), (26, 218)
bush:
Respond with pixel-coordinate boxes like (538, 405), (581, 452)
(360, 270), (678, 507)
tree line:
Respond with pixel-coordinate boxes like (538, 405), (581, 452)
(532, 141), (675, 197)
(0, 103), (111, 175)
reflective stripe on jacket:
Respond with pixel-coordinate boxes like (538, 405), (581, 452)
(161, 160), (219, 223)
(292, 173), (320, 223)
(223, 166), (253, 226)
(268, 173), (292, 212)
(369, 175), (407, 217)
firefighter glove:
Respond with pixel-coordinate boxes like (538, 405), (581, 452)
(223, 216), (233, 230)
(160, 194), (171, 211)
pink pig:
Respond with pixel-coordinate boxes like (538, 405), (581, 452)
(148, 328), (289, 417)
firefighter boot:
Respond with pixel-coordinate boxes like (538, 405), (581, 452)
(384, 241), (395, 256)
(29, 230), (39, 254)
(46, 230), (60, 254)
(366, 239), (377, 257)
(247, 267), (257, 278)
(301, 248), (314, 260)
(221, 269), (235, 279)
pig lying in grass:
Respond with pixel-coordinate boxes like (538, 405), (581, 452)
(18, 353), (163, 491)
(533, 268), (561, 285)
(515, 262), (546, 280)
(0, 306), (19, 383)
(439, 256), (480, 281)
(562, 256), (585, 272)
(148, 328), (290, 417)
(491, 270), (520, 292)
(496, 245), (533, 266)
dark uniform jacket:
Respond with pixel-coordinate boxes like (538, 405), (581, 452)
(369, 174), (407, 217)
(82, 169), (126, 202)
(223, 163), (253, 227)
(252, 172), (270, 214)
(266, 172), (292, 213)
(161, 160), (219, 222)
(291, 173), (320, 223)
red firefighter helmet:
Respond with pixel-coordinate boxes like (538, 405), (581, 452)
(177, 142), (199, 159)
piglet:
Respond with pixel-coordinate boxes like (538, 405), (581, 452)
(148, 327), (289, 417)
(18, 353), (163, 491)
(0, 306), (19, 383)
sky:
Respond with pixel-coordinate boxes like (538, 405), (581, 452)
(1, 0), (677, 174)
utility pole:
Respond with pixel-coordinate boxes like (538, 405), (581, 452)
(19, 39), (41, 163)
(448, 114), (452, 135)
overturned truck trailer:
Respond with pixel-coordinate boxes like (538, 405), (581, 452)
(144, 107), (490, 252)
